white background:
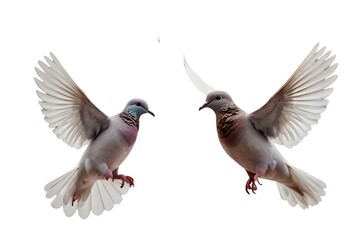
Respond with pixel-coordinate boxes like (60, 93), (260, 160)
(1, 1), (359, 239)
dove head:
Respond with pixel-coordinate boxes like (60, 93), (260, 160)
(199, 91), (235, 112)
(124, 98), (155, 120)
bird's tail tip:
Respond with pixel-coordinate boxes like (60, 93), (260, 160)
(45, 169), (131, 219)
(277, 167), (326, 209)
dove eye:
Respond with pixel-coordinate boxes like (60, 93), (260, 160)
(215, 95), (223, 100)
(136, 102), (141, 106)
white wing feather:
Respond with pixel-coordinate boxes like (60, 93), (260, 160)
(35, 53), (109, 149)
(184, 57), (215, 95)
(250, 43), (337, 148)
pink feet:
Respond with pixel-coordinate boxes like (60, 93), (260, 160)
(105, 169), (134, 188)
(245, 176), (262, 194)
(245, 171), (262, 194)
(112, 174), (134, 188)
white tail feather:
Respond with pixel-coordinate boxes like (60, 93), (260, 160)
(44, 168), (130, 219)
(277, 167), (326, 209)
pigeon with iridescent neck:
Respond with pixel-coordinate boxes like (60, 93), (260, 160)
(185, 44), (337, 208)
(35, 53), (154, 218)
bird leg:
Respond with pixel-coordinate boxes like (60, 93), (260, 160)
(245, 170), (263, 194)
(106, 168), (134, 188)
(112, 174), (134, 188)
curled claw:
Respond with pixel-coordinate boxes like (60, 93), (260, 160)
(245, 176), (262, 194)
(122, 175), (134, 188)
(112, 174), (135, 188)
(105, 169), (134, 188)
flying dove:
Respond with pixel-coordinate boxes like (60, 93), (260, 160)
(184, 43), (337, 208)
(35, 53), (154, 218)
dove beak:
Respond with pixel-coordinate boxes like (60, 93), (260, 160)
(199, 102), (209, 111)
(141, 105), (155, 117)
(147, 110), (155, 117)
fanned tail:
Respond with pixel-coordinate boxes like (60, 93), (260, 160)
(44, 168), (130, 219)
(277, 167), (326, 209)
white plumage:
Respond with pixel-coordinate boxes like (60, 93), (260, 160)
(45, 167), (130, 219)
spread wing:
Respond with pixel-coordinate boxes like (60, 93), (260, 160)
(35, 53), (109, 149)
(249, 43), (337, 148)
(184, 57), (215, 95)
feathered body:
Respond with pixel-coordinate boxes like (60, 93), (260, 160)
(190, 44), (336, 208)
(63, 114), (138, 205)
(35, 53), (154, 218)
(216, 101), (325, 203)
